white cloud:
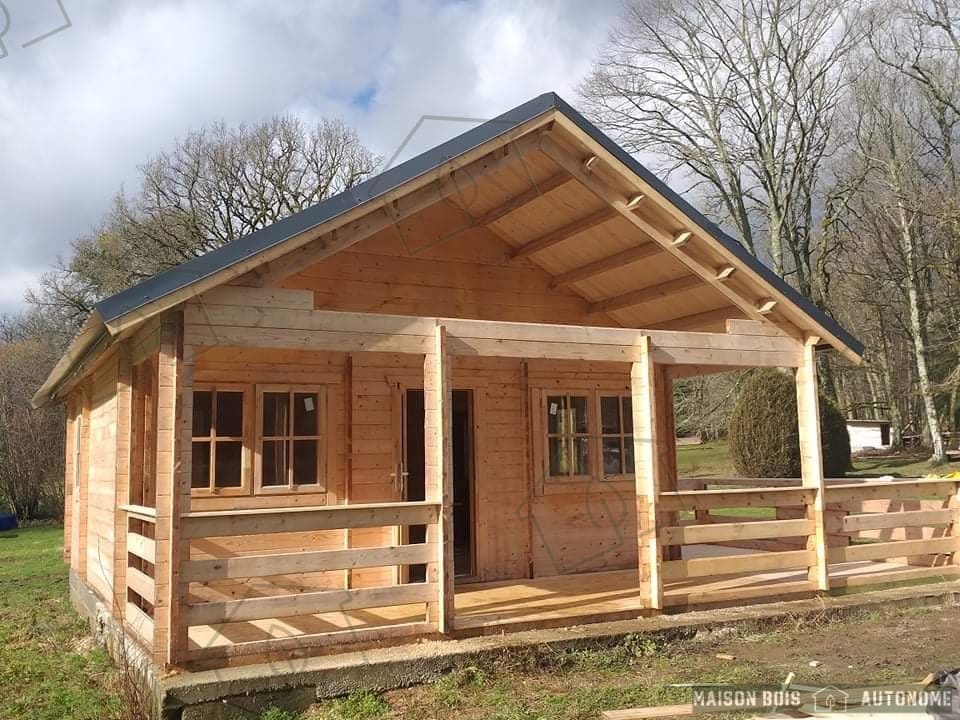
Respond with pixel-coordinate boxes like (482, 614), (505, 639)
(0, 0), (622, 313)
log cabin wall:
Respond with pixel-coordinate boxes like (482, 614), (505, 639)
(86, 349), (120, 603)
(181, 224), (647, 586)
(280, 224), (636, 583)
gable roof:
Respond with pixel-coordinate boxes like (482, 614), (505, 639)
(34, 92), (863, 407)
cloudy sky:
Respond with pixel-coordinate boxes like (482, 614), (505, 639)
(0, 0), (624, 314)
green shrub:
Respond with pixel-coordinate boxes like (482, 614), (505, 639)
(728, 369), (850, 478)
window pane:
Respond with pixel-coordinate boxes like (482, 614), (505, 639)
(217, 392), (244, 437)
(294, 393), (319, 436)
(574, 437), (590, 475)
(602, 437), (623, 475)
(192, 391), (212, 436)
(569, 396), (589, 434)
(546, 396), (564, 434)
(191, 441), (210, 489)
(261, 439), (289, 487)
(622, 397), (633, 434)
(548, 436), (569, 476)
(262, 392), (290, 437)
(214, 442), (243, 488)
(624, 435), (634, 473)
(600, 396), (621, 434)
(293, 439), (318, 486)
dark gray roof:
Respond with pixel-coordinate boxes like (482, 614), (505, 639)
(94, 92), (863, 357)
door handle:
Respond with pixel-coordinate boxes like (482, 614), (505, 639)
(389, 467), (410, 497)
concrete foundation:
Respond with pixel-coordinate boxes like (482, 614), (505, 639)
(70, 571), (960, 720)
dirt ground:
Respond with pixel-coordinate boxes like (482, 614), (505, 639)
(308, 603), (960, 720)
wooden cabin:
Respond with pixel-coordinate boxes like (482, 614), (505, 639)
(35, 93), (960, 673)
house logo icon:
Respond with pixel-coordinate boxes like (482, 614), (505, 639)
(812, 686), (850, 713)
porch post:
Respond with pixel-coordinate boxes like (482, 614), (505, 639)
(631, 336), (664, 611)
(152, 312), (191, 666)
(796, 337), (830, 592)
(424, 323), (455, 633)
(112, 344), (133, 621)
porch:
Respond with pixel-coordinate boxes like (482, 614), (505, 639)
(110, 303), (960, 670)
(137, 470), (960, 667)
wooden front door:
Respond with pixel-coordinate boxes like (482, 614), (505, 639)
(395, 387), (476, 581)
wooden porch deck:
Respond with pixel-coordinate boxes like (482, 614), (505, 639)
(187, 550), (957, 656)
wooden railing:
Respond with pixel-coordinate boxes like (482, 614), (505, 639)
(119, 504), (157, 649)
(658, 486), (821, 605)
(664, 477), (959, 602)
(178, 500), (441, 661)
(824, 478), (960, 589)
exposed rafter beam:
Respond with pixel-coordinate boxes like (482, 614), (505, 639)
(589, 275), (702, 314)
(550, 242), (662, 288)
(470, 171), (572, 227)
(538, 134), (770, 324)
(236, 133), (546, 289)
(649, 307), (741, 331)
(756, 298), (778, 315)
(508, 207), (616, 260)
(716, 264), (736, 281)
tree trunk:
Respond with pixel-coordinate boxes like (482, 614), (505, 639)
(898, 205), (946, 463)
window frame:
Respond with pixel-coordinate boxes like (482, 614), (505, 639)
(597, 392), (635, 480)
(190, 383), (251, 496)
(254, 384), (328, 495)
(543, 392), (595, 483)
(532, 385), (636, 495)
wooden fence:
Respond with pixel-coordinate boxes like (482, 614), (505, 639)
(119, 504), (157, 649)
(177, 500), (441, 661)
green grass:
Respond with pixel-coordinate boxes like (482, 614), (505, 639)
(316, 689), (391, 720)
(0, 526), (123, 720)
(677, 440), (949, 479)
(676, 440), (735, 477)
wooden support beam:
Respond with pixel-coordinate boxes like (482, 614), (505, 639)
(550, 243), (662, 288)
(951, 479), (960, 568)
(185, 304), (802, 366)
(111, 345), (133, 622)
(632, 337), (664, 610)
(471, 171), (571, 227)
(756, 298), (778, 315)
(590, 275), (701, 314)
(796, 337), (830, 591)
(715, 264), (736, 281)
(509, 206), (617, 260)
(151, 312), (188, 667)
(424, 324), (455, 633)
(539, 134), (771, 324)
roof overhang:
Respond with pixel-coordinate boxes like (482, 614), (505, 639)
(34, 92), (863, 407)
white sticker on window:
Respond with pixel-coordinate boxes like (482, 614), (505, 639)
(304, 396), (315, 412)
(549, 402), (558, 415)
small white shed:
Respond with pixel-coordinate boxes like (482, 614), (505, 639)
(846, 419), (891, 453)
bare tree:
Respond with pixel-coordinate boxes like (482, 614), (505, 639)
(0, 332), (64, 519)
(32, 116), (379, 327)
(582, 0), (861, 310)
(840, 51), (954, 461)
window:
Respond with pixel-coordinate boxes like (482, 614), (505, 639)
(600, 395), (633, 476)
(545, 394), (592, 478)
(538, 389), (636, 485)
(191, 387), (247, 492)
(257, 387), (325, 492)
